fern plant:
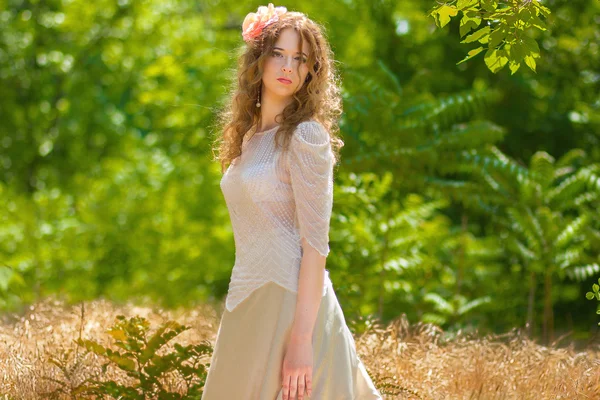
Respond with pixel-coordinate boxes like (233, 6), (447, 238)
(422, 291), (491, 328)
(40, 346), (99, 399)
(429, 147), (600, 344)
(336, 65), (514, 330)
(74, 315), (213, 399)
(341, 65), (600, 343)
(340, 61), (506, 186)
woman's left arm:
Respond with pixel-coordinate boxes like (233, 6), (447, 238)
(291, 239), (326, 341)
(281, 121), (334, 400)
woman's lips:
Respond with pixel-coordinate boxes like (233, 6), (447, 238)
(277, 78), (292, 84)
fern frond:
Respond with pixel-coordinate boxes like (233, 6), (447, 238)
(457, 296), (491, 315)
(399, 89), (501, 130)
(424, 292), (455, 314)
(555, 244), (588, 269)
(565, 263), (600, 281)
(415, 120), (505, 151)
(394, 198), (449, 225)
(530, 151), (555, 190)
(458, 147), (530, 187)
(554, 214), (590, 249)
(574, 191), (600, 207)
(424, 177), (505, 212)
(506, 207), (541, 253)
(506, 236), (537, 261)
(555, 148), (587, 169)
(579, 164), (600, 192)
(547, 173), (586, 206)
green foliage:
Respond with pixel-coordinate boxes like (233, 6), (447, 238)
(441, 147), (600, 281)
(430, 0), (551, 73)
(341, 61), (506, 180)
(585, 277), (600, 326)
(0, 0), (233, 312)
(39, 347), (97, 399)
(1, 0), (598, 343)
(431, 146), (600, 339)
(332, 172), (505, 333)
(340, 51), (599, 335)
(69, 315), (213, 399)
(422, 291), (491, 326)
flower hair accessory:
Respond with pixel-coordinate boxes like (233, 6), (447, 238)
(242, 3), (287, 43)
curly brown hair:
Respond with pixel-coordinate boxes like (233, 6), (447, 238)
(211, 10), (344, 174)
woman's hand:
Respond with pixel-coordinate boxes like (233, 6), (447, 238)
(281, 334), (313, 400)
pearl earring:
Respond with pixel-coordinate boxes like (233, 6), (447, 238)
(256, 86), (261, 108)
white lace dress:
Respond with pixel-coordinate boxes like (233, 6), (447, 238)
(201, 120), (383, 400)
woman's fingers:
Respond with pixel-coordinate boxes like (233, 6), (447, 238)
(284, 373), (312, 400)
(283, 370), (313, 399)
(297, 374), (306, 400)
(305, 373), (312, 398)
(289, 373), (299, 399)
(282, 374), (290, 400)
(282, 373), (299, 400)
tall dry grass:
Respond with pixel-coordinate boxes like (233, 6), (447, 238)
(0, 294), (598, 399)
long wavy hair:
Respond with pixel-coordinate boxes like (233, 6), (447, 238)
(211, 10), (344, 174)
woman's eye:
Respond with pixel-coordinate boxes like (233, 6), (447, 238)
(273, 52), (306, 62)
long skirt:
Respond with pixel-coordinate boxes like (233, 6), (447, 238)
(201, 280), (383, 400)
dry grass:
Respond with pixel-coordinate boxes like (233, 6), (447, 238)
(0, 295), (599, 400)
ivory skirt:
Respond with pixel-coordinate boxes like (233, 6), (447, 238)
(201, 280), (383, 400)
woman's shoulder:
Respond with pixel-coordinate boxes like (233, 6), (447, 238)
(293, 119), (329, 146)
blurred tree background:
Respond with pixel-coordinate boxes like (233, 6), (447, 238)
(1, 0), (599, 347)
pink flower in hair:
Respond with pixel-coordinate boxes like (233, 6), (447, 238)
(242, 3), (287, 43)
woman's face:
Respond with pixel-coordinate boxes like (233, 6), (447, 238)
(262, 27), (311, 98)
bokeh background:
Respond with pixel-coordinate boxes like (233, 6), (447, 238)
(1, 0), (599, 348)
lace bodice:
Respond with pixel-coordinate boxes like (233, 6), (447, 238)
(219, 120), (334, 312)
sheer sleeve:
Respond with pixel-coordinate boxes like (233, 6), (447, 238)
(288, 121), (334, 257)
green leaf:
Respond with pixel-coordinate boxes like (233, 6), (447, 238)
(106, 349), (137, 372)
(522, 36), (541, 56)
(518, 8), (533, 24)
(594, 284), (600, 292)
(461, 26), (491, 44)
(488, 26), (508, 48)
(107, 328), (128, 342)
(587, 292), (596, 300)
(457, 46), (485, 65)
(535, 3), (551, 17)
(457, 0), (478, 9)
(530, 14), (547, 31)
(76, 338), (108, 356)
(524, 55), (537, 72)
(511, 41), (528, 63)
(432, 5), (459, 28)
(459, 15), (482, 37)
(481, 0), (497, 12)
(484, 48), (509, 73)
(509, 60), (521, 74)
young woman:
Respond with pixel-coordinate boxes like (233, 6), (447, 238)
(203, 3), (383, 399)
